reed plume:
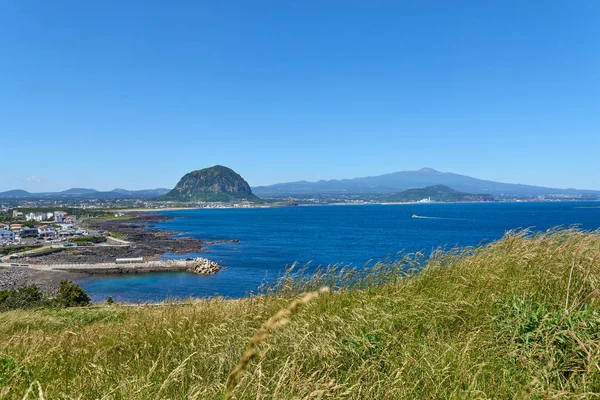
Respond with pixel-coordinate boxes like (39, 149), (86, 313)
(224, 287), (329, 400)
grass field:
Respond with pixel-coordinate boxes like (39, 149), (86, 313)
(1, 228), (600, 399)
(108, 231), (124, 239)
(0, 244), (43, 256)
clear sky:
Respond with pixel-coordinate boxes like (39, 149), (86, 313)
(1, 1), (599, 192)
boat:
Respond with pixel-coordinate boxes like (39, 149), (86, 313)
(412, 214), (418, 218)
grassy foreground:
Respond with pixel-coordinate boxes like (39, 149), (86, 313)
(2, 229), (600, 399)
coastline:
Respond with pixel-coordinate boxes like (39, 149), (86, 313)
(0, 212), (234, 295)
(116, 199), (600, 212)
(115, 205), (272, 212)
(3, 201), (598, 297)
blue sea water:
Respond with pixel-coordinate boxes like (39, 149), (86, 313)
(77, 202), (600, 303)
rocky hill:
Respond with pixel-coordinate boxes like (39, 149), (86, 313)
(382, 184), (494, 203)
(160, 166), (261, 202)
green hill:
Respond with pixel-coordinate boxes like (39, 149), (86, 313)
(160, 165), (261, 202)
(1, 229), (600, 398)
(383, 184), (494, 202)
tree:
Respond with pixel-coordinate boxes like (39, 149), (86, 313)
(55, 280), (91, 307)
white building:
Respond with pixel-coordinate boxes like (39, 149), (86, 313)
(0, 230), (15, 242)
(56, 223), (74, 230)
(54, 211), (67, 222)
(38, 227), (57, 239)
(25, 212), (47, 222)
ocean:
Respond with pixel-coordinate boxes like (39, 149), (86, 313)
(77, 202), (600, 302)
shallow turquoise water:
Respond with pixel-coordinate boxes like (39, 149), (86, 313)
(77, 202), (600, 302)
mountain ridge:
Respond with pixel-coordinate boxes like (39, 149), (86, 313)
(0, 188), (170, 200)
(2, 168), (599, 201)
(253, 168), (600, 197)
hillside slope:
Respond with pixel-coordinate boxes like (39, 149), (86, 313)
(383, 184), (494, 202)
(1, 229), (599, 398)
(0, 190), (31, 198)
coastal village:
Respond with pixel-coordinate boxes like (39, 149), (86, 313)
(0, 203), (224, 291)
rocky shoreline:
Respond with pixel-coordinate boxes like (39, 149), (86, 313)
(0, 267), (85, 296)
(0, 212), (234, 295)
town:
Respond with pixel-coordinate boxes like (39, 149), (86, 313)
(0, 208), (89, 247)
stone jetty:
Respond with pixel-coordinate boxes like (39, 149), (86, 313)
(7, 257), (223, 276)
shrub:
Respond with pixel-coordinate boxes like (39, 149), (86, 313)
(70, 236), (107, 245)
(0, 285), (48, 311)
(55, 280), (91, 307)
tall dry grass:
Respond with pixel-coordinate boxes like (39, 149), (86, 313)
(1, 228), (600, 398)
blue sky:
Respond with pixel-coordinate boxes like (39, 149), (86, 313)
(1, 1), (598, 192)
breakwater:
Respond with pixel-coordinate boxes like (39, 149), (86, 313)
(12, 258), (223, 276)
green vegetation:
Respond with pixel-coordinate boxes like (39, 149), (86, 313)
(0, 244), (43, 256)
(1, 229), (600, 398)
(55, 280), (92, 307)
(0, 281), (90, 312)
(383, 184), (494, 202)
(108, 231), (124, 239)
(0, 285), (49, 311)
(160, 165), (262, 203)
(69, 236), (107, 245)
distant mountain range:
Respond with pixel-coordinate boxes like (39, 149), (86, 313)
(0, 188), (170, 200)
(2, 167), (599, 202)
(253, 168), (600, 198)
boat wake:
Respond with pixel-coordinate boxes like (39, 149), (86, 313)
(412, 215), (472, 221)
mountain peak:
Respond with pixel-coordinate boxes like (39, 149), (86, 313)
(416, 168), (442, 174)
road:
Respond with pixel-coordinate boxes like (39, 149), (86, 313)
(106, 236), (131, 245)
